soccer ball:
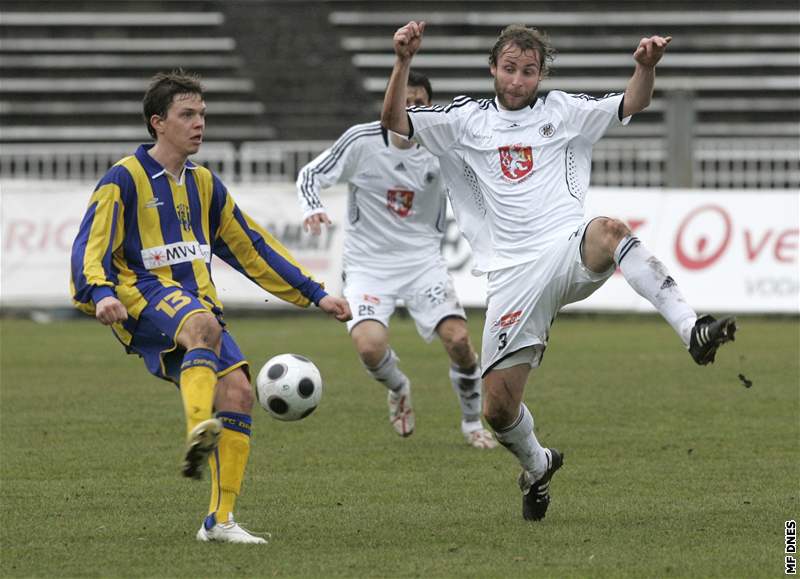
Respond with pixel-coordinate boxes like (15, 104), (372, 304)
(255, 353), (323, 421)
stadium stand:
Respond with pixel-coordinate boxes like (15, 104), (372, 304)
(1, 0), (798, 188)
(0, 0), (275, 142)
(326, 0), (800, 188)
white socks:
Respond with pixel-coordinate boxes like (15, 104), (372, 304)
(364, 348), (409, 393)
(449, 364), (482, 423)
(615, 235), (697, 345)
(494, 404), (548, 480)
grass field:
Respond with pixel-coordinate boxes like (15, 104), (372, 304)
(1, 312), (798, 578)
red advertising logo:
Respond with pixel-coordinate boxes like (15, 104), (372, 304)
(675, 205), (733, 270)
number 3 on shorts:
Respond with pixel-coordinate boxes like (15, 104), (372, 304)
(155, 290), (192, 318)
(497, 332), (508, 351)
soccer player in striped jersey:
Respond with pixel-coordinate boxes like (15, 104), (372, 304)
(382, 23), (736, 521)
(296, 72), (496, 449)
(70, 70), (351, 544)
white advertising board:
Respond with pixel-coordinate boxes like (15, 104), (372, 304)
(1, 181), (797, 313)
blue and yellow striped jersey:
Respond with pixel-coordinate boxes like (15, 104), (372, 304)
(71, 144), (326, 328)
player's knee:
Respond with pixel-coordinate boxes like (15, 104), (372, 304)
(597, 217), (630, 247)
(448, 332), (474, 366)
(355, 339), (386, 368)
(438, 319), (472, 357)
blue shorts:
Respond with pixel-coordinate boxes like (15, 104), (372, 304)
(120, 286), (248, 384)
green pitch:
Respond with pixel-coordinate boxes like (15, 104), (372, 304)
(1, 313), (798, 578)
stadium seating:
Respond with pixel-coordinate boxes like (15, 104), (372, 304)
(323, 0), (799, 188)
(0, 1), (276, 142)
(328, 3), (800, 139)
(1, 0), (797, 188)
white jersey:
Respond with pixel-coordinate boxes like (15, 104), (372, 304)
(297, 120), (447, 276)
(407, 90), (628, 274)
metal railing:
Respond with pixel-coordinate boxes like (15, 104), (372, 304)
(1, 139), (798, 189)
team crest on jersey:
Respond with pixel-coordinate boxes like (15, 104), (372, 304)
(498, 145), (534, 182)
(176, 203), (192, 232)
(539, 122), (555, 138)
(386, 189), (415, 217)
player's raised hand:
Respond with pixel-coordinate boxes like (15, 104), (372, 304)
(319, 295), (353, 322)
(303, 212), (332, 236)
(633, 35), (672, 68)
(95, 295), (128, 325)
(393, 20), (426, 61)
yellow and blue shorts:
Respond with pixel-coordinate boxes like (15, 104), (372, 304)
(115, 286), (248, 384)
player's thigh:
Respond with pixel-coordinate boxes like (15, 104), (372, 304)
(128, 286), (213, 382)
(404, 267), (466, 343)
(175, 310), (223, 352)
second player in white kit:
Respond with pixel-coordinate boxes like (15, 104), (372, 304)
(297, 72), (496, 449)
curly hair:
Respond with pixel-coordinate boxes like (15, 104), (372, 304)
(489, 25), (556, 78)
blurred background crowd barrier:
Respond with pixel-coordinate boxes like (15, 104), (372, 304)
(1, 0), (798, 312)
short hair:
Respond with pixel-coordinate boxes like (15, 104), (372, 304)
(408, 70), (433, 102)
(142, 69), (204, 138)
(489, 25), (555, 78)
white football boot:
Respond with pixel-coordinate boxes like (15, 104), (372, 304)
(387, 381), (415, 437)
(181, 418), (222, 479)
(196, 513), (269, 544)
(461, 420), (498, 449)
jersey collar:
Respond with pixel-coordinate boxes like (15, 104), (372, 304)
(135, 144), (198, 183)
(493, 96), (540, 116)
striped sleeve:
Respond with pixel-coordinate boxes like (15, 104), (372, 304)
(70, 166), (129, 315)
(407, 96), (473, 156)
(296, 121), (381, 219)
(212, 178), (326, 307)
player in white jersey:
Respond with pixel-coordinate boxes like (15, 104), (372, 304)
(382, 22), (737, 521)
(297, 72), (496, 449)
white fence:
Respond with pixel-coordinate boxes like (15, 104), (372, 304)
(0, 139), (798, 189)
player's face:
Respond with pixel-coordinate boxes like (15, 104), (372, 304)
(406, 85), (431, 107)
(153, 93), (206, 156)
(490, 44), (542, 110)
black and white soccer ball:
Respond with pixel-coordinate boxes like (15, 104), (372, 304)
(255, 353), (323, 421)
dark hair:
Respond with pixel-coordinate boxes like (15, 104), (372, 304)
(142, 69), (204, 138)
(489, 25), (555, 78)
(408, 69), (433, 102)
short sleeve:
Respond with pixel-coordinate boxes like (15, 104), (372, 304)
(407, 96), (477, 156)
(546, 90), (628, 144)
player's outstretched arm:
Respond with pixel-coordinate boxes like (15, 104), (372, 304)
(318, 295), (352, 322)
(95, 295), (128, 325)
(622, 35), (672, 118)
(303, 212), (332, 236)
(381, 20), (425, 136)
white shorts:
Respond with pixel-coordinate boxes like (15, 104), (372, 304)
(343, 263), (466, 342)
(481, 221), (615, 375)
